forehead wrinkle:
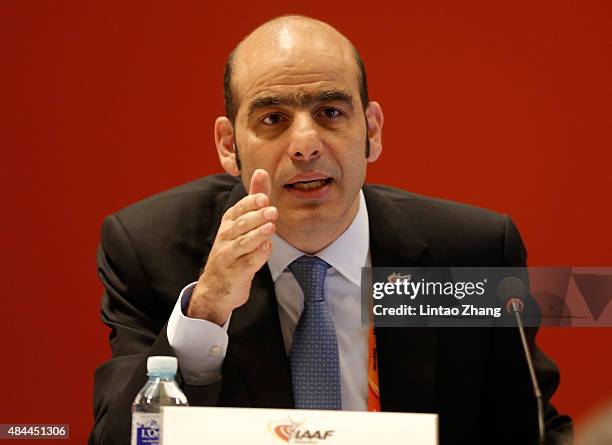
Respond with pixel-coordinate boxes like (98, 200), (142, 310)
(248, 90), (354, 117)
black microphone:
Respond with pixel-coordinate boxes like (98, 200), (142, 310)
(497, 276), (527, 314)
(497, 277), (545, 445)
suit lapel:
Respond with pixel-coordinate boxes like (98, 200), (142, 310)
(364, 185), (437, 413)
(226, 267), (294, 408)
(209, 181), (293, 408)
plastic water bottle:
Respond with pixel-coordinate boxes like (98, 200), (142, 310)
(131, 356), (188, 445)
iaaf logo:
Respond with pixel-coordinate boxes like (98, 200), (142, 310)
(268, 417), (335, 443)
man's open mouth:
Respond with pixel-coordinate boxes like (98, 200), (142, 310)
(285, 178), (333, 191)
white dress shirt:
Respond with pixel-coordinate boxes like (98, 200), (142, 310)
(167, 191), (370, 410)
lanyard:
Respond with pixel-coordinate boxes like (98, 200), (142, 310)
(367, 322), (381, 411)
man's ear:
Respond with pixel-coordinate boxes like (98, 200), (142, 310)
(215, 116), (240, 176)
(365, 101), (384, 163)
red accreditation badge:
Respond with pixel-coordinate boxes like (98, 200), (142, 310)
(367, 323), (381, 412)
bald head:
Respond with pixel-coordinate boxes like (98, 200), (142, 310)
(223, 15), (368, 123)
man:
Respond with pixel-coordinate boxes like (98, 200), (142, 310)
(90, 15), (571, 444)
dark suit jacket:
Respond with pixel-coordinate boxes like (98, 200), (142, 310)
(90, 174), (572, 445)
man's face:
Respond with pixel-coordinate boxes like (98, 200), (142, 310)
(220, 24), (380, 244)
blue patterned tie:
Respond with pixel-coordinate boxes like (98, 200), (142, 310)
(288, 256), (342, 410)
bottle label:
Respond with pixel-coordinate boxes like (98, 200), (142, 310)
(131, 413), (161, 445)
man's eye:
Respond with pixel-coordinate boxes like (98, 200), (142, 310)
(261, 114), (283, 125)
(320, 108), (343, 119)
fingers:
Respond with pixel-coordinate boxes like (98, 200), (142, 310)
(238, 239), (272, 269)
(214, 168), (275, 270)
(231, 220), (276, 257)
(224, 192), (269, 221)
(225, 169), (272, 221)
(223, 205), (278, 240)
(249, 169), (271, 197)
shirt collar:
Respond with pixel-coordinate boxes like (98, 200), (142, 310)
(267, 190), (369, 287)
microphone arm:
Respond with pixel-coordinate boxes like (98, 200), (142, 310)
(508, 298), (545, 445)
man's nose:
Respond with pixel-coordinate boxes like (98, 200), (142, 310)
(287, 114), (323, 162)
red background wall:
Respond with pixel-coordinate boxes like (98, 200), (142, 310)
(1, 1), (610, 443)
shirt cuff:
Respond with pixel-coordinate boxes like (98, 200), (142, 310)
(167, 282), (231, 385)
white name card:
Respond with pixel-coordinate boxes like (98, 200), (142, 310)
(162, 406), (437, 445)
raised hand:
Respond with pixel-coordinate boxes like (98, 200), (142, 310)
(188, 169), (277, 325)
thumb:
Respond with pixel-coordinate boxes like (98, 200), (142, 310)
(249, 169), (271, 197)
